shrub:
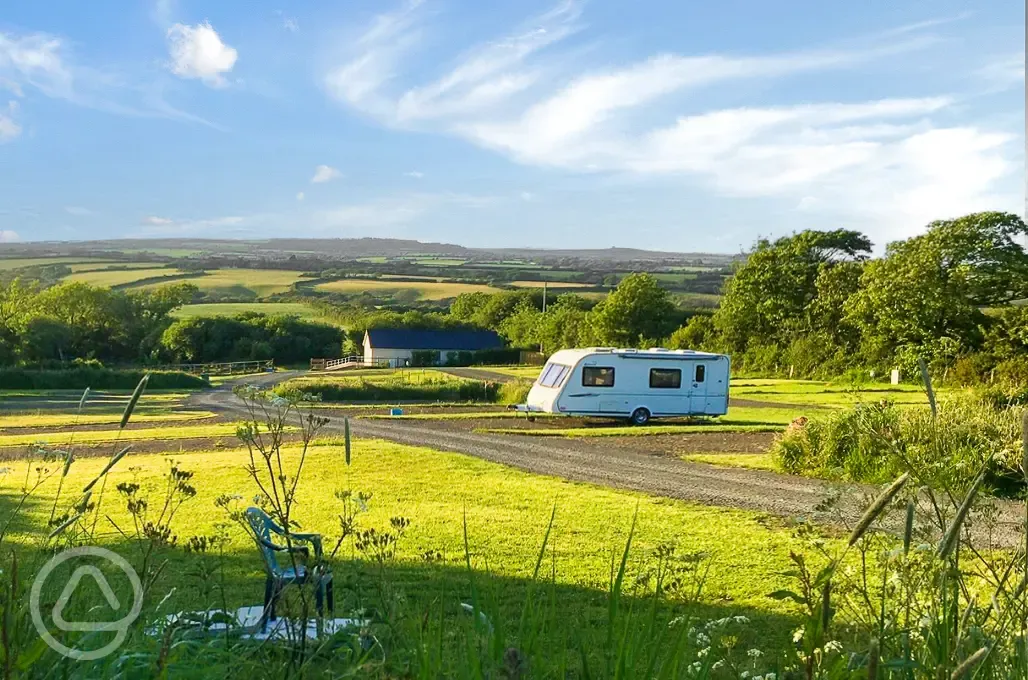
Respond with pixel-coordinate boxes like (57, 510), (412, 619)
(497, 380), (532, 405)
(0, 367), (207, 390)
(277, 375), (500, 403)
(771, 397), (1025, 494)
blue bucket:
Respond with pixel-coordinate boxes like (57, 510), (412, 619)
(390, 408), (403, 416)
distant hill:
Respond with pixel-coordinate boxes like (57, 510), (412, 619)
(0, 238), (740, 265)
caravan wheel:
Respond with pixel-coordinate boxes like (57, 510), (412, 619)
(629, 408), (651, 426)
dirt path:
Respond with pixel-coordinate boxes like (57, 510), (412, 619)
(186, 373), (1026, 547)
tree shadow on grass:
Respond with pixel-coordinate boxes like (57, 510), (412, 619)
(7, 533), (801, 678)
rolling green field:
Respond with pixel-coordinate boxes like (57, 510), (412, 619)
(509, 280), (592, 288)
(137, 268), (311, 297)
(0, 257), (113, 270)
(314, 277), (502, 299)
(170, 302), (326, 320)
(64, 267), (181, 286)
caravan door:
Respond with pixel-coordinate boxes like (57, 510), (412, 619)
(687, 363), (709, 414)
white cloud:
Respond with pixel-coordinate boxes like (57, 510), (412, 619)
(520, 191), (535, 201)
(0, 29), (219, 127)
(137, 214), (249, 236)
(0, 100), (19, 142)
(283, 18), (299, 33)
(404, 170), (424, 178)
(143, 215), (174, 225)
(311, 165), (342, 183)
(296, 191), (305, 201)
(322, 2), (1021, 243)
(167, 21), (238, 87)
(0, 230), (19, 243)
(64, 206), (92, 216)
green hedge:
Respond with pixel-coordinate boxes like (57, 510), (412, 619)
(0, 368), (208, 390)
(277, 379), (500, 403)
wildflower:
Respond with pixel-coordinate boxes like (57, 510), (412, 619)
(712, 660), (724, 671)
(697, 647), (709, 658)
(733, 615), (749, 623)
(765, 674), (776, 680)
(748, 648), (763, 658)
(824, 640), (843, 654)
(740, 672), (750, 679)
(792, 626), (804, 643)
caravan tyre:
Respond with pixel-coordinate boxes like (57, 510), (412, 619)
(629, 408), (651, 426)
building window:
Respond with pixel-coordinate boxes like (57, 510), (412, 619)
(649, 368), (681, 389)
(582, 366), (615, 387)
(694, 365), (706, 383)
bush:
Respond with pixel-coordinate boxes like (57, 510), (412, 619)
(772, 397), (1025, 495)
(497, 380), (532, 405)
(277, 375), (501, 403)
(0, 367), (207, 390)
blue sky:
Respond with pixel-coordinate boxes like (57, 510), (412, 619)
(0, 0), (1023, 252)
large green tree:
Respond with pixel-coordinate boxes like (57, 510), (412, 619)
(845, 211), (1028, 362)
(713, 229), (871, 352)
(590, 273), (678, 346)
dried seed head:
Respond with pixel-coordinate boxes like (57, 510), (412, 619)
(937, 471), (985, 561)
(120, 374), (149, 429)
(849, 473), (909, 546)
(950, 647), (989, 680)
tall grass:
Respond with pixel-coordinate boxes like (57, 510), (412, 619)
(772, 397), (1025, 494)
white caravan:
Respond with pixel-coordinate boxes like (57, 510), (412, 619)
(517, 347), (730, 424)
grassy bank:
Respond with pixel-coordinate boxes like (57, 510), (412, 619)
(0, 367), (207, 390)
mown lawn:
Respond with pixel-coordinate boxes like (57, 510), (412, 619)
(0, 422), (260, 448)
(3, 438), (830, 652)
(0, 410), (216, 429)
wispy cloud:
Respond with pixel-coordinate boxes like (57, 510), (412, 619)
(322, 3), (1020, 242)
(0, 28), (220, 128)
(136, 214), (249, 236)
(404, 170), (424, 178)
(0, 230), (20, 243)
(64, 206), (93, 216)
(0, 101), (19, 142)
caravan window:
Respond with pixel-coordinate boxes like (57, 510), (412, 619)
(694, 365), (706, 383)
(649, 368), (681, 389)
(582, 366), (615, 387)
(538, 362), (571, 388)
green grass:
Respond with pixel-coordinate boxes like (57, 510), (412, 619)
(279, 370), (501, 403)
(0, 422), (258, 448)
(2, 439), (828, 645)
(170, 302), (327, 320)
(682, 453), (775, 470)
(0, 411), (216, 429)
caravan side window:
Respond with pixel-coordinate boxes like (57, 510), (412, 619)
(538, 363), (571, 388)
(649, 368), (681, 389)
(582, 366), (615, 387)
(694, 365), (706, 383)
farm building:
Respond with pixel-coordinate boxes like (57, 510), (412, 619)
(363, 328), (504, 367)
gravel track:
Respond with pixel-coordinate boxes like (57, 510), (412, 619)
(188, 372), (1026, 547)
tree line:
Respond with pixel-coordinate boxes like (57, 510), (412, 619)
(0, 281), (343, 366)
(1, 211), (1024, 383)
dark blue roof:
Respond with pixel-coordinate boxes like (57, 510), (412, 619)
(365, 328), (504, 351)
